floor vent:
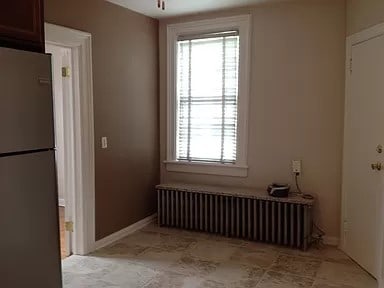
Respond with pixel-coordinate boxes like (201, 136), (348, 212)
(157, 184), (314, 250)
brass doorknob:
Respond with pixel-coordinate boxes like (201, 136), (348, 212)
(371, 162), (383, 171)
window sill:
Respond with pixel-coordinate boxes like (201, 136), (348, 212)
(164, 161), (248, 177)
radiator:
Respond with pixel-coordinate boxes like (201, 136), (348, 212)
(156, 184), (314, 250)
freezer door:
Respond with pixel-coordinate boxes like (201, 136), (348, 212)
(0, 151), (62, 288)
(0, 47), (54, 154)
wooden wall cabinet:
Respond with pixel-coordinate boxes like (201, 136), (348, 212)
(0, 0), (45, 53)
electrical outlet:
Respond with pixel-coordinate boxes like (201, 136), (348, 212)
(292, 160), (302, 174)
(101, 137), (108, 149)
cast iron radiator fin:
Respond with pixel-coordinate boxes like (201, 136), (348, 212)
(156, 184), (314, 250)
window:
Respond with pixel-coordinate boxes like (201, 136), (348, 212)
(177, 32), (239, 164)
(166, 16), (251, 177)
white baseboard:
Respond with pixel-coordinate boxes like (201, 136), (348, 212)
(93, 213), (157, 251)
(323, 236), (339, 246)
(58, 198), (65, 207)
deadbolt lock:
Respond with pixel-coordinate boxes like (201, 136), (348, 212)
(371, 162), (383, 171)
(377, 144), (383, 154)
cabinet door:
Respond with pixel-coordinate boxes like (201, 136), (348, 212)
(0, 0), (44, 52)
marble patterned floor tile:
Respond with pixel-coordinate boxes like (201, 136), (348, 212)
(120, 230), (196, 252)
(62, 275), (121, 288)
(256, 270), (314, 288)
(203, 262), (265, 288)
(311, 279), (360, 288)
(318, 249), (354, 265)
(198, 280), (226, 288)
(280, 246), (354, 265)
(62, 255), (120, 275)
(91, 242), (149, 258)
(185, 240), (239, 262)
(230, 242), (280, 268)
(170, 255), (220, 277)
(62, 255), (157, 288)
(143, 271), (205, 288)
(154, 233), (197, 252)
(129, 246), (183, 271)
(61, 225), (377, 288)
(269, 254), (322, 278)
(316, 261), (377, 288)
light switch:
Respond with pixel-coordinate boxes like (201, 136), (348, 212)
(101, 137), (108, 149)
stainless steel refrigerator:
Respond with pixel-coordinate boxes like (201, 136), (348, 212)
(0, 47), (62, 287)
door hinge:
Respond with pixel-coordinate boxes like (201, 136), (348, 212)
(349, 58), (352, 74)
(62, 66), (71, 78)
(65, 221), (74, 232)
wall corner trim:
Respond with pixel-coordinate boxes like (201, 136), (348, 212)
(93, 214), (157, 251)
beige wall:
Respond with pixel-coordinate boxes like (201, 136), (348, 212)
(347, 0), (384, 35)
(45, 0), (159, 240)
(159, 0), (346, 238)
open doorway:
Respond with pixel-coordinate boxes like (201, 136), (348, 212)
(46, 43), (74, 258)
(45, 23), (96, 257)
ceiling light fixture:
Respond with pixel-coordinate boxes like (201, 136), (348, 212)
(157, 0), (165, 10)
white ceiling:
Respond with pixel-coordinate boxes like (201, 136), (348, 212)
(107, 0), (284, 19)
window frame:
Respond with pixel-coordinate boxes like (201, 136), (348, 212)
(165, 15), (251, 177)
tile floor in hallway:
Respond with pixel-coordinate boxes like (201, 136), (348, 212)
(62, 223), (377, 288)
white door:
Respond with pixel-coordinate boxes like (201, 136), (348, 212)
(46, 43), (74, 258)
(343, 34), (384, 278)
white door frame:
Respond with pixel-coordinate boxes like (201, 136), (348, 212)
(342, 22), (384, 287)
(45, 43), (73, 257)
(45, 23), (95, 255)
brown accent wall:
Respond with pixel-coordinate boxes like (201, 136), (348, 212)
(45, 0), (159, 240)
(347, 0), (384, 35)
(159, 0), (346, 239)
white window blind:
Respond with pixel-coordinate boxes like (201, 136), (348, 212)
(176, 31), (240, 164)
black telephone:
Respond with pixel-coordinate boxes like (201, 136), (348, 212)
(267, 183), (290, 198)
